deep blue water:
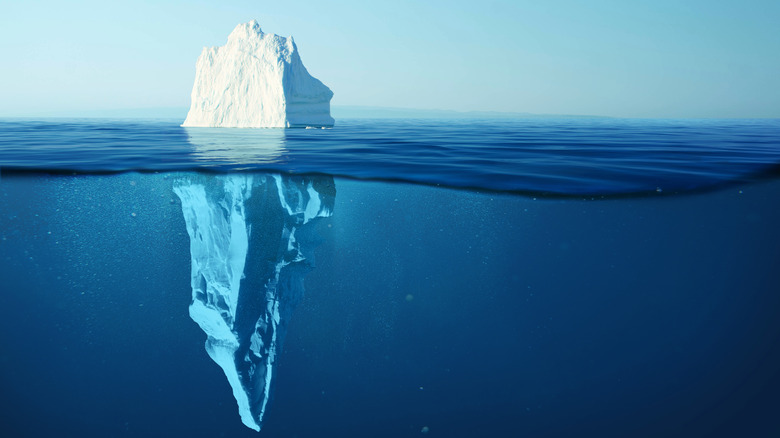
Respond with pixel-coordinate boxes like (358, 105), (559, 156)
(1, 118), (780, 437)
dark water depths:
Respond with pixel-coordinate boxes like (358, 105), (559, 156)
(1, 118), (780, 437)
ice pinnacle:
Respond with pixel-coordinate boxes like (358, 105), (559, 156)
(182, 20), (334, 128)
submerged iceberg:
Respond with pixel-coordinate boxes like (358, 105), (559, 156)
(182, 20), (335, 128)
(174, 173), (335, 431)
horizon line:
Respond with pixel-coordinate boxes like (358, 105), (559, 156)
(1, 105), (777, 120)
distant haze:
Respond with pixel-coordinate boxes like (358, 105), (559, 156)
(0, 106), (609, 120)
(1, 0), (778, 118)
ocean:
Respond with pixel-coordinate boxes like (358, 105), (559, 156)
(1, 118), (779, 437)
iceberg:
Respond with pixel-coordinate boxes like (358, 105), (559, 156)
(182, 20), (335, 128)
(174, 172), (335, 431)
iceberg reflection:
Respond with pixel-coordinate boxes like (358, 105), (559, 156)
(185, 127), (286, 167)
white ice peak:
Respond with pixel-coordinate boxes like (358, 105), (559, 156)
(182, 20), (334, 128)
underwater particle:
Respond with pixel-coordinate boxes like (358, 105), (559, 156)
(421, 426), (430, 434)
(405, 294), (414, 302)
(656, 187), (663, 193)
(131, 212), (137, 217)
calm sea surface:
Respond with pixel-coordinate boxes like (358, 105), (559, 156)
(2, 118), (779, 194)
(1, 118), (779, 437)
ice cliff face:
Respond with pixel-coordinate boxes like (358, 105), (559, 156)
(182, 20), (334, 128)
(173, 173), (335, 431)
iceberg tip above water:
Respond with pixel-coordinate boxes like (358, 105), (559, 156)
(182, 20), (335, 128)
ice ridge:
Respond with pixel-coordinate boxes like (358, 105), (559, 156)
(182, 20), (335, 128)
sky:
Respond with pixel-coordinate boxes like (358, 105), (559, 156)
(0, 0), (778, 118)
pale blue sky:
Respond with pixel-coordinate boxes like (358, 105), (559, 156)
(1, 0), (778, 117)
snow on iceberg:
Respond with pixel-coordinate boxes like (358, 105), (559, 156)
(174, 172), (335, 431)
(182, 20), (335, 128)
